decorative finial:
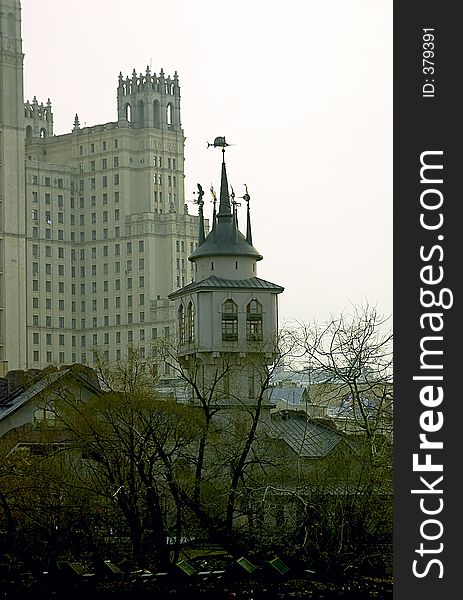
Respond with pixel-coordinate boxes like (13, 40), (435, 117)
(73, 113), (80, 131)
(194, 183), (206, 245)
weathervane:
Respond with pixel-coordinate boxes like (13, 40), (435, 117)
(206, 136), (234, 161)
(206, 136), (233, 149)
(194, 183), (204, 207)
(238, 184), (251, 206)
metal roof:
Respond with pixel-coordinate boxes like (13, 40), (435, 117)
(267, 413), (346, 458)
(169, 275), (284, 299)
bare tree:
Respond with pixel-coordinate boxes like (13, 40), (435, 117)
(294, 305), (393, 465)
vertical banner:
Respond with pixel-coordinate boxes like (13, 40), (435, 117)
(394, 2), (460, 598)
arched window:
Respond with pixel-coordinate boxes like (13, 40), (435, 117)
(39, 128), (47, 139)
(187, 301), (195, 342)
(178, 304), (185, 344)
(166, 103), (173, 127)
(26, 125), (32, 140)
(137, 100), (145, 127)
(125, 103), (132, 123)
(222, 299), (238, 341)
(246, 299), (262, 341)
(153, 100), (160, 128)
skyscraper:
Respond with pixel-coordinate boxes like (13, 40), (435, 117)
(0, 0), (200, 373)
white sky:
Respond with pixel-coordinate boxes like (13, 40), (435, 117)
(21, 0), (392, 327)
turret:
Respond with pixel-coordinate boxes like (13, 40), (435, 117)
(117, 67), (181, 130)
(169, 143), (284, 406)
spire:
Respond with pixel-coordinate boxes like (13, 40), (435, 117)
(218, 151), (231, 216)
(210, 185), (217, 231)
(244, 185), (253, 245)
(196, 184), (206, 245)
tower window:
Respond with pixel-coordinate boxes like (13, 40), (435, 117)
(187, 301), (195, 342)
(222, 300), (238, 341)
(178, 304), (185, 344)
(246, 299), (263, 341)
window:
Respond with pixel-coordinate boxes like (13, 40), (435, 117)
(127, 241), (132, 254)
(139, 276), (144, 288)
(114, 174), (119, 185)
(114, 191), (119, 203)
(59, 282), (65, 293)
(138, 240), (144, 252)
(102, 175), (107, 187)
(103, 245), (108, 257)
(102, 158), (107, 169)
(187, 302), (195, 342)
(59, 299), (65, 310)
(33, 332), (39, 344)
(103, 210), (108, 222)
(246, 299), (263, 341)
(45, 246), (52, 257)
(138, 258), (144, 270)
(46, 280), (52, 292)
(222, 300), (238, 341)
(58, 230), (64, 240)
(115, 243), (120, 255)
(33, 297), (39, 308)
(178, 305), (185, 343)
(113, 156), (119, 168)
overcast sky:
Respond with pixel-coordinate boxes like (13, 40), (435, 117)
(21, 0), (392, 327)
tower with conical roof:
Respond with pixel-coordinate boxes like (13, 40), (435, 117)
(169, 146), (284, 406)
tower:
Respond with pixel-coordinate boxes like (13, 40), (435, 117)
(0, 0), (27, 374)
(169, 145), (284, 406)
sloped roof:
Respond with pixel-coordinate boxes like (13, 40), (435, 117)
(0, 365), (101, 424)
(266, 413), (346, 458)
(169, 275), (284, 299)
(268, 387), (307, 405)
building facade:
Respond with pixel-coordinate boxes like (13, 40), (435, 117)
(0, 0), (200, 373)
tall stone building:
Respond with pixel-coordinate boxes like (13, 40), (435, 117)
(0, 0), (200, 374)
